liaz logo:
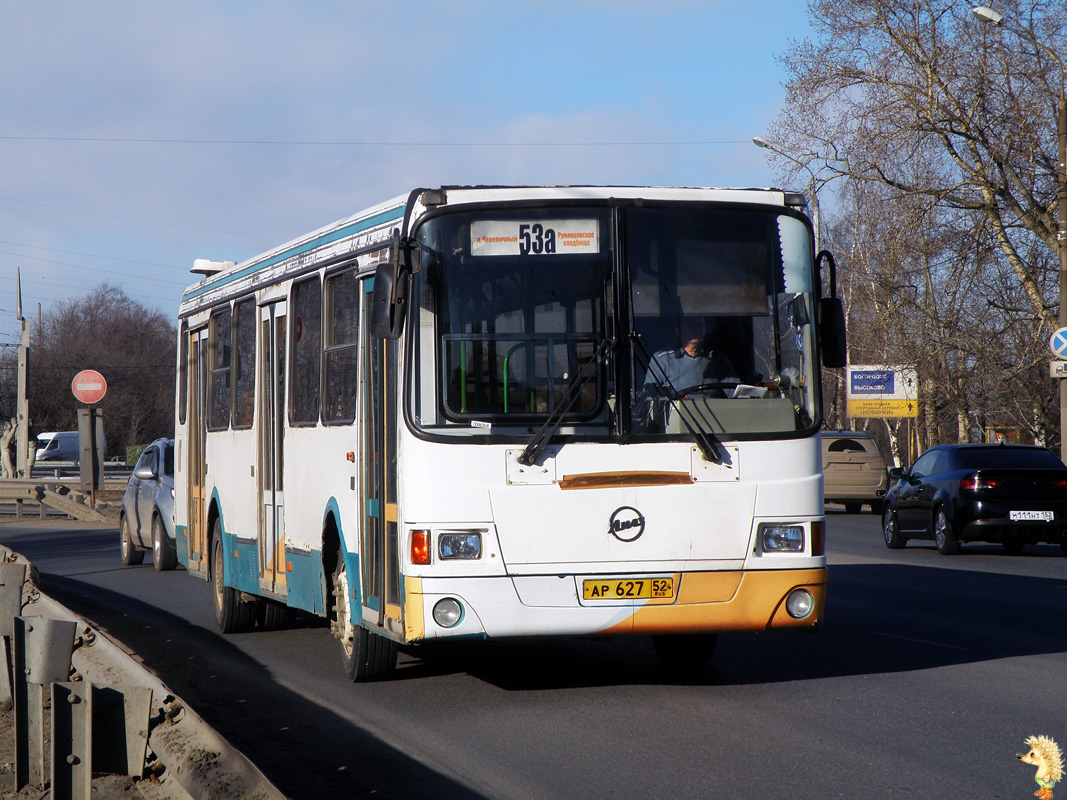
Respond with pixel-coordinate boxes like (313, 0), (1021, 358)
(608, 507), (645, 542)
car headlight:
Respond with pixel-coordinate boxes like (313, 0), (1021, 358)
(759, 523), (805, 553)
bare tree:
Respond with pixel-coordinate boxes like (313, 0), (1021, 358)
(30, 284), (175, 459)
(773, 0), (1065, 452)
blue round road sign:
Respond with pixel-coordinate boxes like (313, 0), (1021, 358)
(1051, 328), (1067, 359)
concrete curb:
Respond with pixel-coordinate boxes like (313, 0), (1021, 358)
(7, 549), (287, 800)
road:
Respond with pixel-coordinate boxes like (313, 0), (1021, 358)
(2, 510), (1065, 799)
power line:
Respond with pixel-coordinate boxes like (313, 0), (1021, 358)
(0, 135), (746, 147)
(0, 239), (183, 271)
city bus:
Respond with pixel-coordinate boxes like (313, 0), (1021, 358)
(174, 185), (846, 681)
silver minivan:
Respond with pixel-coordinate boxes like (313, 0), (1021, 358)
(35, 430), (108, 462)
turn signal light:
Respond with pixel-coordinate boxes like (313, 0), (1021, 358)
(810, 521), (825, 556)
(411, 530), (431, 565)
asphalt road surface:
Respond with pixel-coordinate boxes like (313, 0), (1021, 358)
(2, 509), (1065, 800)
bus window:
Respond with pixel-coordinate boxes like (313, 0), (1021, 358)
(233, 298), (256, 428)
(290, 276), (322, 425)
(323, 268), (360, 423)
(208, 307), (232, 431)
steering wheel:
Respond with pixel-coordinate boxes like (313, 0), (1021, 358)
(672, 381), (734, 399)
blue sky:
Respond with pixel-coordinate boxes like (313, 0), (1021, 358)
(0, 1), (814, 344)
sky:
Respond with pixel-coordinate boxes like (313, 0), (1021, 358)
(0, 1), (814, 347)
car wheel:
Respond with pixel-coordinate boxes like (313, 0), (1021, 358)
(212, 525), (256, 633)
(152, 514), (178, 572)
(651, 634), (718, 672)
(883, 507), (906, 549)
(844, 502), (862, 514)
(333, 555), (397, 681)
(120, 515), (144, 566)
(933, 507), (960, 555)
(869, 500), (884, 516)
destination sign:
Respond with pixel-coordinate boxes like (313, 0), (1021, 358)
(471, 219), (600, 257)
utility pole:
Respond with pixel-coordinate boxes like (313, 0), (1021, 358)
(16, 269), (30, 478)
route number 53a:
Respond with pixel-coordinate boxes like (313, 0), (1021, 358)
(518, 223), (556, 255)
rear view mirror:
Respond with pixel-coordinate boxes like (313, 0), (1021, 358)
(819, 297), (847, 368)
(369, 232), (413, 339)
(816, 250), (847, 368)
(134, 464), (157, 481)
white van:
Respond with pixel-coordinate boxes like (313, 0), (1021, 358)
(35, 430), (107, 463)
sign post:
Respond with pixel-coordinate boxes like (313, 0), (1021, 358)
(71, 371), (107, 500)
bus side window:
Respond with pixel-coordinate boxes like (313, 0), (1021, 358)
(233, 299), (256, 428)
(323, 268), (360, 423)
(290, 276), (323, 425)
(208, 307), (232, 431)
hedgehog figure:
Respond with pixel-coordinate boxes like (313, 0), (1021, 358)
(1018, 736), (1064, 799)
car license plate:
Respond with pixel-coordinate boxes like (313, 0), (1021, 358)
(1009, 510), (1054, 522)
(582, 577), (674, 601)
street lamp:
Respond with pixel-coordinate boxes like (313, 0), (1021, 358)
(752, 136), (822, 253)
(972, 6), (1067, 459)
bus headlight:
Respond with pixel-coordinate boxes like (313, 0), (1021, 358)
(759, 524), (805, 553)
(785, 589), (814, 619)
(433, 598), (464, 628)
(439, 532), (482, 560)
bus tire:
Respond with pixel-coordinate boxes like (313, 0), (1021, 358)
(120, 515), (144, 566)
(212, 528), (256, 633)
(651, 633), (718, 672)
(257, 600), (293, 631)
(333, 558), (398, 681)
(152, 514), (178, 571)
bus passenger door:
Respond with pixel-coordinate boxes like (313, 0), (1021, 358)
(259, 302), (287, 595)
(187, 328), (209, 578)
(359, 279), (402, 633)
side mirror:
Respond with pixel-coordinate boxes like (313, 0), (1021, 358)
(888, 466), (904, 481)
(134, 464), (157, 481)
(369, 232), (414, 339)
(819, 297), (847, 368)
(816, 250), (847, 368)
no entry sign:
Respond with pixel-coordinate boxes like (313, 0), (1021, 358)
(71, 369), (107, 404)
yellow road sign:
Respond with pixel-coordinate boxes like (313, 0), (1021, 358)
(847, 399), (918, 418)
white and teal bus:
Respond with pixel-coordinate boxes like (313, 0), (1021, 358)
(175, 185), (846, 681)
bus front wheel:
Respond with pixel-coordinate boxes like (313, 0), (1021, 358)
(332, 557), (398, 682)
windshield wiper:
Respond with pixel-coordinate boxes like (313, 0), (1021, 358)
(630, 332), (723, 464)
(517, 338), (614, 467)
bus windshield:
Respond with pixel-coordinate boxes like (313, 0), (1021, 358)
(409, 203), (819, 440)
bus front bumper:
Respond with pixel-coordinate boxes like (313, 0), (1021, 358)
(402, 567), (826, 642)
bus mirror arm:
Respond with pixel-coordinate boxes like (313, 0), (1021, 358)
(816, 250), (847, 369)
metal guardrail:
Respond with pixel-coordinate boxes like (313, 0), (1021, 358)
(0, 479), (111, 522)
(0, 548), (287, 800)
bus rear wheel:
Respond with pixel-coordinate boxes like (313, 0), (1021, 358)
(212, 527), (256, 633)
(651, 633), (718, 672)
(332, 558), (397, 682)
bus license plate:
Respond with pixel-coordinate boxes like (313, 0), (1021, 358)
(582, 577), (674, 601)
(1009, 510), (1054, 522)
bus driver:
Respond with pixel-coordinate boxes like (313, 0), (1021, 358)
(644, 318), (738, 399)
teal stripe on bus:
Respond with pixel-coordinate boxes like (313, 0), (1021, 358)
(181, 205), (404, 304)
